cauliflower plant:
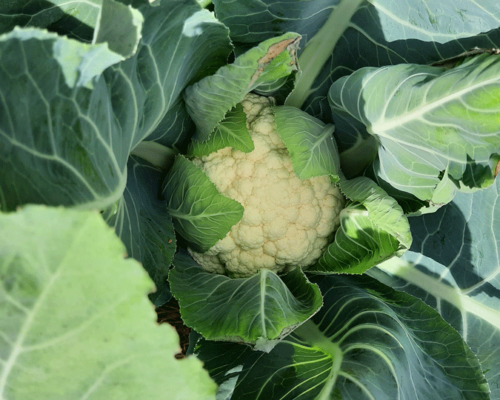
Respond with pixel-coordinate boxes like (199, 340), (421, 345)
(189, 94), (345, 278)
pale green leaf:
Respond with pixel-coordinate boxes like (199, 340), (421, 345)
(329, 55), (500, 202)
(274, 105), (340, 181)
(0, 206), (216, 400)
(187, 104), (253, 157)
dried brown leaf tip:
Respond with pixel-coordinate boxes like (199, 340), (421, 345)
(259, 37), (300, 65)
(249, 36), (301, 87)
(495, 159), (500, 178)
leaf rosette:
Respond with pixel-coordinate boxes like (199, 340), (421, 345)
(163, 38), (413, 346)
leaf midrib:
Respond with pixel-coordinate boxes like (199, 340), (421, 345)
(0, 214), (93, 397)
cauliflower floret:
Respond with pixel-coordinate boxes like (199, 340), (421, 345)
(189, 94), (345, 278)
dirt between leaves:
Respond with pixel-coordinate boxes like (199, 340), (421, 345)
(156, 297), (191, 359)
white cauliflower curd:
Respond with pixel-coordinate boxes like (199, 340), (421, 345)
(189, 94), (345, 278)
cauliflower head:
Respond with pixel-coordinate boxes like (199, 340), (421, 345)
(189, 94), (345, 278)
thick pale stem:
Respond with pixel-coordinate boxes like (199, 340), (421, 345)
(285, 0), (365, 108)
(131, 141), (178, 170)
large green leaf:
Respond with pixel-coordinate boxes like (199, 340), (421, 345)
(328, 54), (500, 202)
(103, 156), (176, 307)
(169, 251), (323, 345)
(94, 0), (143, 59)
(369, 176), (500, 398)
(162, 156), (244, 253)
(274, 105), (340, 181)
(312, 176), (412, 274)
(216, 0), (500, 109)
(213, 0), (500, 161)
(184, 32), (301, 141)
(0, 0), (99, 40)
(0, 1), (232, 211)
(142, 97), (196, 150)
(0, 206), (216, 399)
(197, 274), (488, 399)
(0, 0), (153, 41)
(0, 28), (127, 211)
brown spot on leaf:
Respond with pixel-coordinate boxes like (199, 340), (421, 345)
(260, 38), (297, 64)
(495, 159), (500, 178)
(248, 36), (301, 88)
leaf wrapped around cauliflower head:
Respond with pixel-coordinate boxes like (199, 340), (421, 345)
(187, 94), (345, 278)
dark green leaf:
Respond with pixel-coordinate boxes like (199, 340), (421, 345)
(213, 0), (500, 171)
(197, 274), (489, 399)
(0, 2), (232, 211)
(103, 156), (176, 307)
(370, 176), (500, 398)
(162, 156), (244, 253)
(0, 0), (98, 40)
(169, 251), (323, 344)
(94, 0), (143, 59)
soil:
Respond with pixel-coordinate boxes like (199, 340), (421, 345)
(156, 297), (191, 359)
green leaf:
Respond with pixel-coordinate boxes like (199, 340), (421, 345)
(213, 0), (500, 167)
(362, 166), (436, 215)
(106, 1), (232, 154)
(169, 251), (323, 345)
(0, 3), (232, 211)
(0, 0), (98, 40)
(142, 97), (196, 150)
(162, 156), (244, 253)
(184, 32), (301, 141)
(285, 0), (365, 109)
(274, 105), (340, 181)
(370, 176), (500, 398)
(0, 206), (216, 399)
(93, 0), (143, 59)
(0, 0), (158, 41)
(252, 73), (298, 103)
(329, 54), (500, 202)
(5, 27), (123, 88)
(187, 104), (253, 157)
(312, 176), (412, 274)
(0, 27), (126, 211)
(103, 156), (176, 307)
(197, 274), (488, 400)
(338, 123), (378, 179)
